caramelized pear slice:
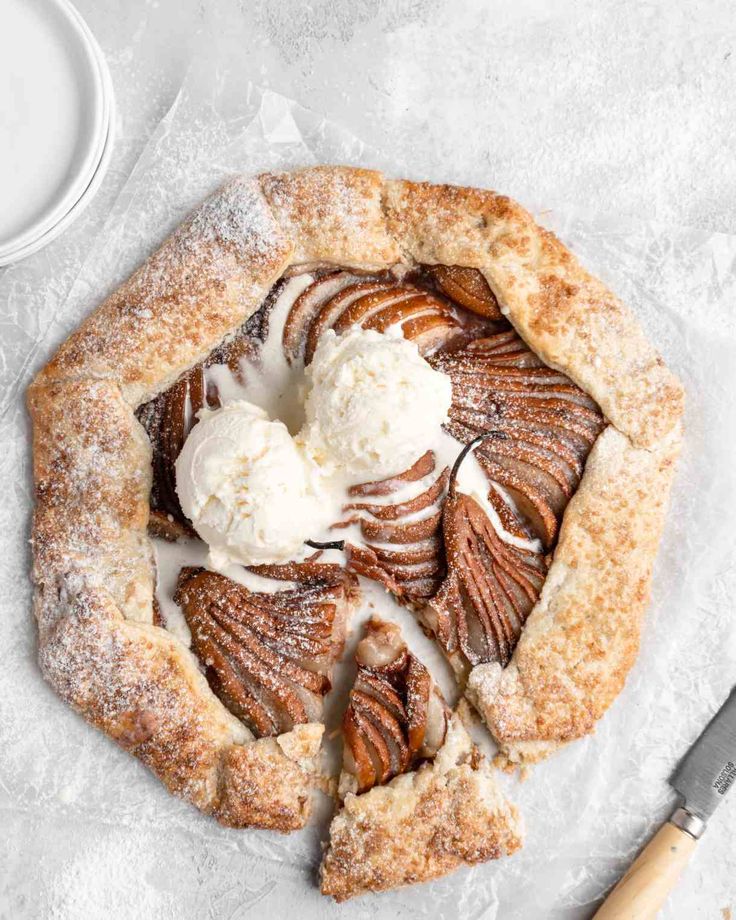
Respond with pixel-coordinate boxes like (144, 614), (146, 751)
(342, 454), (449, 601)
(429, 329), (605, 547)
(429, 265), (503, 320)
(342, 618), (449, 794)
(282, 271), (363, 363)
(429, 487), (547, 676)
(285, 275), (468, 364)
(175, 563), (356, 737)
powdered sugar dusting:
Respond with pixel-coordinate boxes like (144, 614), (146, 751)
(189, 175), (283, 260)
(44, 176), (291, 405)
(44, 826), (178, 920)
(261, 166), (400, 266)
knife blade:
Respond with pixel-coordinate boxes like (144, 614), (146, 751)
(670, 684), (736, 835)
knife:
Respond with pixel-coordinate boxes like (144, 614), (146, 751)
(594, 685), (736, 920)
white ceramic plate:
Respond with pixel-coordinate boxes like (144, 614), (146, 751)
(0, 0), (112, 263)
(1, 92), (116, 266)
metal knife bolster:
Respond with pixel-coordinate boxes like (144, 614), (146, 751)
(669, 685), (736, 837)
(669, 805), (706, 839)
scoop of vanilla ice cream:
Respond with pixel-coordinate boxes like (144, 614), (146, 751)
(175, 400), (319, 568)
(301, 327), (453, 479)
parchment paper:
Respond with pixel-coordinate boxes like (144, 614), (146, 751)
(1, 60), (735, 919)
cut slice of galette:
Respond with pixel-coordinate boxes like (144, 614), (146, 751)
(28, 166), (683, 844)
(320, 618), (521, 901)
(338, 617), (451, 797)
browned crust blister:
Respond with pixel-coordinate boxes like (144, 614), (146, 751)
(28, 167), (682, 864)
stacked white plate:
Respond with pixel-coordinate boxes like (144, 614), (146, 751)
(0, 0), (115, 266)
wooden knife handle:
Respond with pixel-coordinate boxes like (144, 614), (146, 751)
(593, 820), (697, 920)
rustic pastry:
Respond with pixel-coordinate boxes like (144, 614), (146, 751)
(28, 166), (683, 849)
(321, 619), (521, 901)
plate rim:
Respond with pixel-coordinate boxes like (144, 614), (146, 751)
(0, 0), (108, 257)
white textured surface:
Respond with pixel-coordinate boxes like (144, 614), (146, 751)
(2, 2), (736, 918)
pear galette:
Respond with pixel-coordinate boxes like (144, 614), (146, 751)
(321, 618), (521, 900)
(28, 167), (683, 897)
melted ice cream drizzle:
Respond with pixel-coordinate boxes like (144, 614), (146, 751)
(155, 274), (540, 642)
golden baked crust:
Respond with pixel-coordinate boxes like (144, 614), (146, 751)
(28, 375), (322, 831)
(36, 580), (322, 830)
(35, 176), (294, 406)
(320, 713), (522, 901)
(260, 166), (401, 270)
(380, 177), (683, 762)
(27, 166), (683, 831)
(29, 377), (154, 624)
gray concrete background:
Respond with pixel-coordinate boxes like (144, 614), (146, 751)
(77, 0), (736, 232)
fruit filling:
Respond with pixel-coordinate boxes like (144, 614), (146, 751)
(137, 264), (605, 719)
